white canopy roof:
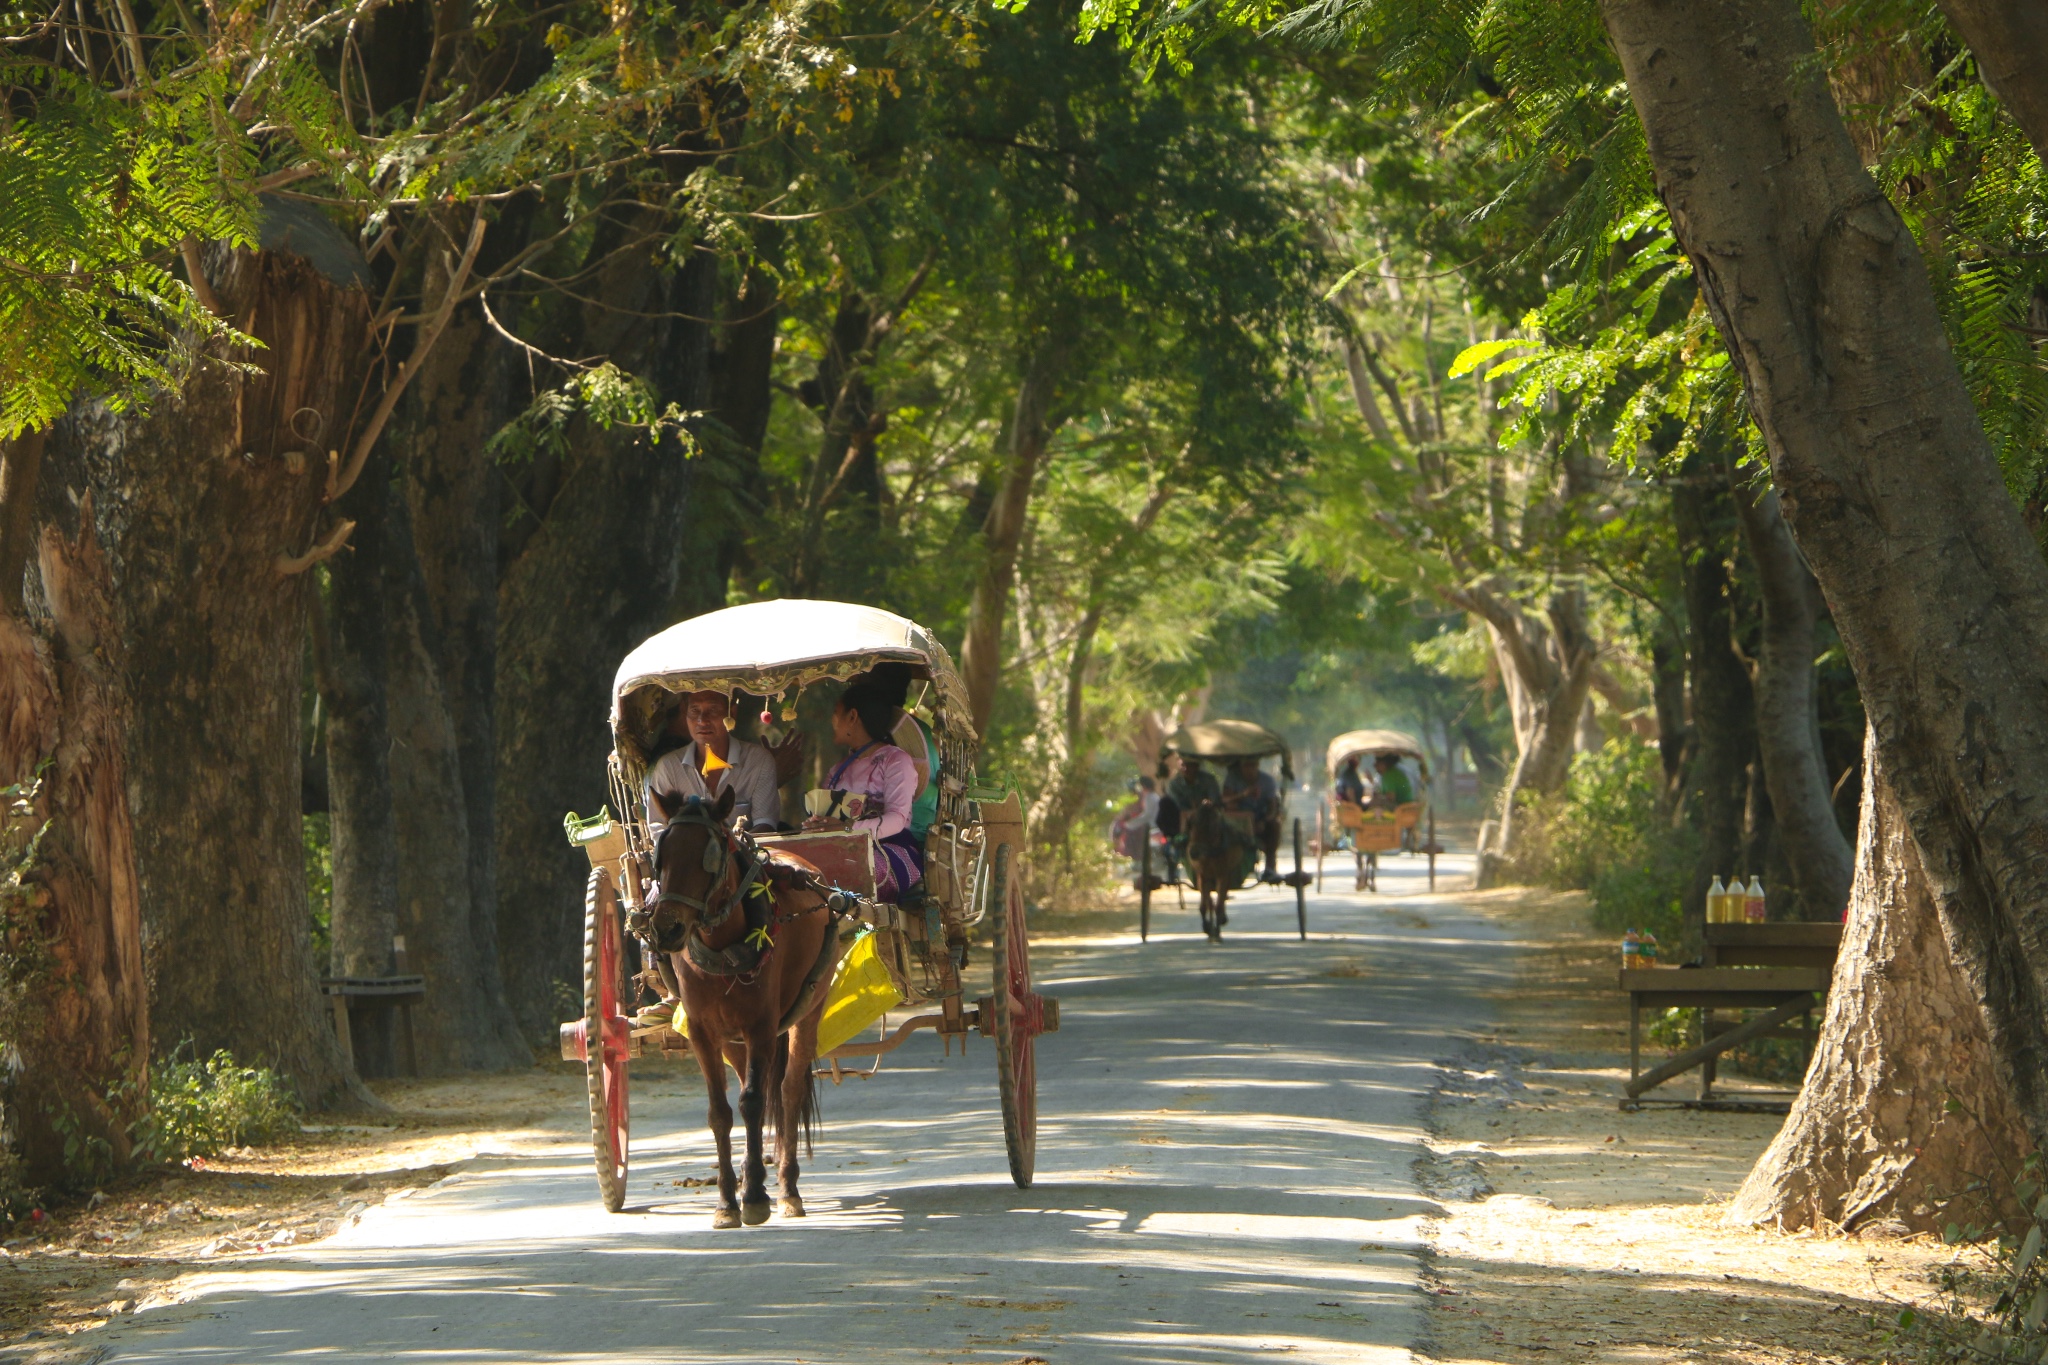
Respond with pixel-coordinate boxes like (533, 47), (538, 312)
(1327, 728), (1429, 776)
(611, 599), (974, 761)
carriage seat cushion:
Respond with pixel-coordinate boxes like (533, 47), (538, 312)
(755, 829), (879, 900)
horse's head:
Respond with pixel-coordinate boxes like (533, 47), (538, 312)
(648, 787), (743, 951)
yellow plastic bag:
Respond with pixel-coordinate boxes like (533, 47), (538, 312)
(670, 931), (903, 1053)
(817, 931), (904, 1056)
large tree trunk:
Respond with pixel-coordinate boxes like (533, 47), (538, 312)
(0, 511), (149, 1183)
(1604, 0), (2048, 1146)
(319, 444), (401, 1075)
(385, 491), (529, 1071)
(960, 358), (1062, 740)
(1729, 732), (2032, 1232)
(1459, 585), (1596, 870)
(392, 262), (527, 1066)
(494, 249), (718, 1040)
(1671, 450), (1756, 942)
(322, 445), (399, 982)
(40, 227), (373, 1106)
(1734, 482), (1854, 918)
(1934, 0), (2048, 163)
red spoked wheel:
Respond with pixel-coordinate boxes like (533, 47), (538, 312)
(989, 844), (1055, 1189)
(562, 866), (631, 1211)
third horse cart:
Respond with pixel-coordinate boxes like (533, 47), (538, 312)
(1321, 728), (1436, 892)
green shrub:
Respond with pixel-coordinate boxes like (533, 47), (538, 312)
(136, 1050), (301, 1164)
(1508, 738), (1693, 946)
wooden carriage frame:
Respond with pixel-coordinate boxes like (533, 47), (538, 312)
(1318, 728), (1437, 894)
(1136, 719), (1316, 942)
(558, 600), (1059, 1211)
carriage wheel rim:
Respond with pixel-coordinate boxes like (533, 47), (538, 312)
(597, 907), (629, 1174)
(584, 867), (630, 1207)
(993, 845), (1037, 1185)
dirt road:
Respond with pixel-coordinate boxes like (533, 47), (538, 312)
(96, 854), (1491, 1365)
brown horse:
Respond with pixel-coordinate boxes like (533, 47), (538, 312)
(1184, 798), (1248, 943)
(646, 788), (839, 1229)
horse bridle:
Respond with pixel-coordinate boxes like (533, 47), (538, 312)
(649, 800), (762, 932)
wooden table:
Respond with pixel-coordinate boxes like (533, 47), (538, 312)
(1617, 964), (1829, 1110)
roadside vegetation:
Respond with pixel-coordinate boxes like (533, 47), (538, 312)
(5, 0), (2048, 1356)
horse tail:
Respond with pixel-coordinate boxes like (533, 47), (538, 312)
(773, 1034), (821, 1159)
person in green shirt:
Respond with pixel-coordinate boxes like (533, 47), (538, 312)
(1372, 753), (1415, 807)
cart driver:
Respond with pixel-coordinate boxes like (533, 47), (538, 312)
(1334, 756), (1367, 807)
(1223, 755), (1284, 884)
(644, 691), (783, 831)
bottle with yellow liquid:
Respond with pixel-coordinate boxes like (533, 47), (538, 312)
(1707, 876), (1728, 922)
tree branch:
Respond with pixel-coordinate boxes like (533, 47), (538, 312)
(275, 518), (356, 575)
(329, 212), (485, 503)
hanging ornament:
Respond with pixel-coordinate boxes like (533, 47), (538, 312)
(723, 689), (737, 731)
(779, 688), (797, 723)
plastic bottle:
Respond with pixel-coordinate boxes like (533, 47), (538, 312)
(1707, 876), (1727, 923)
(1745, 875), (1766, 922)
(1641, 932), (1660, 966)
(1623, 928), (1641, 970)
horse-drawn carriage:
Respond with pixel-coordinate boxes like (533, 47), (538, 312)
(1142, 719), (1313, 943)
(558, 600), (1058, 1220)
(1321, 728), (1436, 892)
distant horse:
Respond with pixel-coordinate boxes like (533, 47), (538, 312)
(1183, 799), (1251, 943)
(646, 788), (840, 1228)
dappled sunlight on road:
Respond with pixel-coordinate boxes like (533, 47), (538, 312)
(105, 861), (1510, 1363)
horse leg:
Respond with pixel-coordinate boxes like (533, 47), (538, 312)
(737, 1025), (774, 1225)
(1216, 887), (1229, 936)
(777, 1014), (821, 1218)
(686, 1030), (741, 1229)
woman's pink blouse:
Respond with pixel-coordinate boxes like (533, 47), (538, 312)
(834, 745), (919, 841)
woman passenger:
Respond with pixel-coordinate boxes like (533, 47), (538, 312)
(814, 680), (925, 902)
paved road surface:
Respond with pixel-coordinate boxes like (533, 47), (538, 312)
(105, 853), (1509, 1364)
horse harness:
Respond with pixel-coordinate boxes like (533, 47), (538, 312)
(646, 801), (855, 983)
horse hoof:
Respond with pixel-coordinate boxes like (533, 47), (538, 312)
(741, 1201), (772, 1226)
(712, 1207), (742, 1230)
(780, 1195), (805, 1219)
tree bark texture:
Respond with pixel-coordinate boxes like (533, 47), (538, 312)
(393, 282), (528, 1067)
(1729, 732), (2033, 1233)
(1933, 0), (2048, 165)
(385, 491), (528, 1071)
(1733, 481), (1854, 919)
(494, 249), (717, 1041)
(401, 298), (505, 967)
(0, 515), (148, 1182)
(0, 431), (47, 611)
(322, 445), (399, 984)
(1604, 0), (2048, 1146)
(38, 234), (374, 1106)
(961, 355), (1062, 741)
(1671, 455), (1756, 942)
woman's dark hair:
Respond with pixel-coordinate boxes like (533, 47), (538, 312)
(836, 681), (898, 748)
(863, 662), (916, 709)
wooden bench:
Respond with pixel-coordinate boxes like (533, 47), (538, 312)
(1619, 923), (1839, 1111)
(322, 974), (426, 1077)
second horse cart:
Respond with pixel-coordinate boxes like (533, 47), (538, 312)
(559, 599), (1059, 1212)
